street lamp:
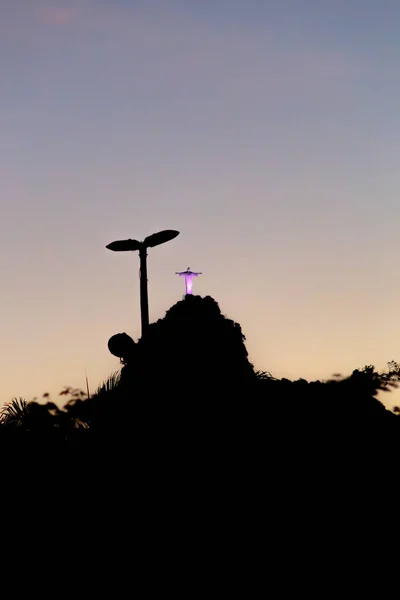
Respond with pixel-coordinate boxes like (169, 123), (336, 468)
(106, 229), (180, 337)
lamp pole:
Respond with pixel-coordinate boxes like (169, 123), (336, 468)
(106, 229), (180, 338)
(139, 244), (149, 335)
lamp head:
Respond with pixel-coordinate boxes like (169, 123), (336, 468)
(144, 229), (180, 248)
(106, 239), (142, 252)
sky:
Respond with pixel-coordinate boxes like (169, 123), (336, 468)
(1, 0), (400, 408)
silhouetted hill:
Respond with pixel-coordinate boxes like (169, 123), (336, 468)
(120, 294), (257, 394)
(1, 295), (398, 456)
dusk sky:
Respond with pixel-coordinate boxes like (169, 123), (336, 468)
(2, 0), (400, 407)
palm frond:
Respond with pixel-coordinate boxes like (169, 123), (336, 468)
(0, 397), (30, 426)
(255, 370), (275, 380)
(73, 418), (90, 429)
(94, 371), (121, 396)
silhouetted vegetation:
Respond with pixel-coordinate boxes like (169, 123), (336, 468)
(1, 295), (399, 454)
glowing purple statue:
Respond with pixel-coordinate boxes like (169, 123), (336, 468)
(176, 267), (202, 295)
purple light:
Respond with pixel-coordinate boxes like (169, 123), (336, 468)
(176, 267), (202, 295)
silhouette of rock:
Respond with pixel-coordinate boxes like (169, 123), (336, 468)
(120, 295), (257, 394)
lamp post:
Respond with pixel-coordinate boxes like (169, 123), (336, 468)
(106, 229), (179, 337)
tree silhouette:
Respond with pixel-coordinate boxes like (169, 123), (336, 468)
(3, 295), (398, 452)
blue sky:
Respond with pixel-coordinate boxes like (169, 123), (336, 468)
(1, 0), (400, 407)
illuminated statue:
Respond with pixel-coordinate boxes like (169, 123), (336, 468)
(176, 267), (202, 295)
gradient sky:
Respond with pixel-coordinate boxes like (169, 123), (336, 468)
(2, 0), (400, 408)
